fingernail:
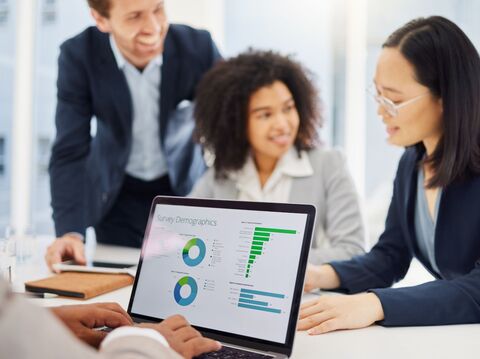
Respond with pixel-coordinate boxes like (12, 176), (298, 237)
(216, 341), (222, 348)
(307, 329), (317, 335)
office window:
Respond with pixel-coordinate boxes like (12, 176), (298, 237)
(0, 138), (5, 175)
(0, 136), (6, 231)
(7, 0), (480, 239)
(31, 0), (93, 234)
(0, 0), (14, 230)
(224, 0), (336, 145)
(41, 0), (56, 24)
(37, 137), (51, 175)
(0, 0), (8, 26)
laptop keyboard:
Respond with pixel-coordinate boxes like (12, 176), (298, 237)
(195, 346), (274, 358)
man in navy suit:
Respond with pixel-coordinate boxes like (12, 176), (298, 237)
(46, 0), (221, 269)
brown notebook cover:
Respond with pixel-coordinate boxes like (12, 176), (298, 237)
(24, 272), (134, 299)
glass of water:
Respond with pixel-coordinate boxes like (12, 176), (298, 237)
(8, 225), (37, 265)
(0, 226), (15, 282)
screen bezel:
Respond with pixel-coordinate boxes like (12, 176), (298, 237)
(127, 196), (316, 357)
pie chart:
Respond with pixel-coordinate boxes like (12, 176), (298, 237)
(174, 276), (198, 306)
(182, 237), (206, 267)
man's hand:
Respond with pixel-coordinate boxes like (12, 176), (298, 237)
(45, 234), (86, 272)
(138, 315), (221, 359)
(51, 302), (133, 348)
(297, 293), (385, 334)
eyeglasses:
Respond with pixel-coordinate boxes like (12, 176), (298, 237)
(367, 86), (429, 117)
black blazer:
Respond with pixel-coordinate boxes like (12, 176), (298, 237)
(331, 147), (480, 326)
(49, 25), (221, 237)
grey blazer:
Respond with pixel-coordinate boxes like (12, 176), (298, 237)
(0, 280), (181, 359)
(190, 148), (366, 264)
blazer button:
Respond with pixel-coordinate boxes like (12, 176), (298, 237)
(102, 193), (108, 203)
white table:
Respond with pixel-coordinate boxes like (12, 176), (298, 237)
(13, 237), (480, 359)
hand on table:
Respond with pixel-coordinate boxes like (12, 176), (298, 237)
(297, 293), (384, 334)
(138, 315), (221, 359)
(51, 302), (133, 348)
(45, 234), (86, 272)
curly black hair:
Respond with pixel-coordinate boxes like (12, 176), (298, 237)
(194, 49), (322, 179)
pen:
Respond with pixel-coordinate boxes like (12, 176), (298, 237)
(23, 292), (59, 299)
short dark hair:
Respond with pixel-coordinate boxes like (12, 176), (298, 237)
(87, 0), (111, 18)
(194, 49), (322, 178)
(383, 16), (480, 187)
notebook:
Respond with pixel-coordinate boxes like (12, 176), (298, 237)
(25, 272), (134, 299)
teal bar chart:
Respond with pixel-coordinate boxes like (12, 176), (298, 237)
(237, 288), (285, 314)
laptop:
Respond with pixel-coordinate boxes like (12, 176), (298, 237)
(127, 196), (316, 358)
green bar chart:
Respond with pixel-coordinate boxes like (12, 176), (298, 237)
(245, 226), (297, 278)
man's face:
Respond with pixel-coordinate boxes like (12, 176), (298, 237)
(92, 0), (169, 69)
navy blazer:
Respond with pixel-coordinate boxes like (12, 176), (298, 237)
(49, 25), (221, 237)
(331, 147), (480, 326)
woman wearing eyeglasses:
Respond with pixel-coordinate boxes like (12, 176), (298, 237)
(299, 16), (480, 334)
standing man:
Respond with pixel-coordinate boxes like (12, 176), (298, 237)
(46, 0), (221, 269)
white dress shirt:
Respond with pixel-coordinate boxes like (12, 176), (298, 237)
(233, 149), (314, 202)
(110, 36), (168, 181)
(102, 326), (169, 349)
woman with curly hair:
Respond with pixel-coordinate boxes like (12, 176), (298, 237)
(190, 50), (366, 264)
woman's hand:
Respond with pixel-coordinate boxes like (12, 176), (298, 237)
(304, 264), (341, 292)
(298, 293), (384, 334)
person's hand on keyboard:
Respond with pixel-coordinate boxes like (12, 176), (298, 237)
(138, 314), (222, 359)
(51, 302), (133, 347)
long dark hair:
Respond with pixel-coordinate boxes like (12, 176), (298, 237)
(383, 16), (480, 187)
(194, 49), (321, 179)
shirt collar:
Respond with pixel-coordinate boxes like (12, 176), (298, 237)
(276, 148), (314, 177)
(233, 148), (314, 188)
(109, 35), (163, 70)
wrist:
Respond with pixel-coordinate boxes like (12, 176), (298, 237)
(320, 265), (341, 289)
(102, 327), (170, 349)
(50, 306), (67, 322)
(367, 293), (385, 322)
(61, 232), (84, 242)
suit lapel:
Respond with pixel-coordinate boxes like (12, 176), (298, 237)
(95, 32), (132, 133)
(160, 31), (179, 145)
(403, 148), (433, 265)
(289, 176), (316, 203)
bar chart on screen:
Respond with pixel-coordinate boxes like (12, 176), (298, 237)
(237, 287), (286, 314)
(234, 224), (298, 280)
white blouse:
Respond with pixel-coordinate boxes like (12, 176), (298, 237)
(231, 149), (314, 202)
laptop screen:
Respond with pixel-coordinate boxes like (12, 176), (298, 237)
(129, 198), (313, 346)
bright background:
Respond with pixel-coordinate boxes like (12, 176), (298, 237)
(2, 0), (480, 249)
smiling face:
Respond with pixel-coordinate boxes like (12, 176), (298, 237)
(92, 0), (168, 69)
(247, 81), (300, 169)
(374, 47), (443, 153)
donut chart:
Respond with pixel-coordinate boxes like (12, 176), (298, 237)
(174, 276), (198, 306)
(182, 238), (206, 267)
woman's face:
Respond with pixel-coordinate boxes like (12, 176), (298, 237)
(247, 81), (300, 164)
(374, 47), (443, 151)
